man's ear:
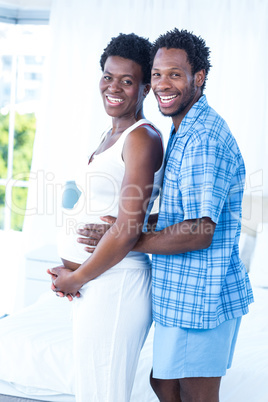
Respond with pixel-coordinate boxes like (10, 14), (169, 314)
(195, 69), (206, 88)
(143, 83), (151, 96)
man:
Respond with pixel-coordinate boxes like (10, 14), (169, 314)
(77, 28), (254, 401)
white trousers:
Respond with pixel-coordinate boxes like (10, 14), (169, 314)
(72, 265), (152, 402)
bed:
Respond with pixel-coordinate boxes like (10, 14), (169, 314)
(0, 224), (267, 402)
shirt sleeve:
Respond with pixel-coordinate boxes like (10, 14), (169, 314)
(178, 140), (237, 224)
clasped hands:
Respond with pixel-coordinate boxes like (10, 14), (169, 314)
(47, 216), (115, 301)
(47, 266), (81, 301)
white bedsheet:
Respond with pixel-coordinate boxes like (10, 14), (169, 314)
(0, 293), (75, 398)
(0, 286), (267, 402)
(0, 291), (157, 401)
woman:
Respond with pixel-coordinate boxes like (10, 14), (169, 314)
(48, 33), (164, 401)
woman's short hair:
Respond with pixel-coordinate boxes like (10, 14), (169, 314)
(100, 33), (152, 84)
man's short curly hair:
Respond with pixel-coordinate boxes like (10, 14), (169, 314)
(100, 33), (152, 84)
(151, 28), (212, 92)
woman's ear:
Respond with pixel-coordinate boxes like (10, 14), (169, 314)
(143, 84), (151, 96)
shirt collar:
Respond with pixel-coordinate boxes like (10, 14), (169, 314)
(171, 95), (208, 138)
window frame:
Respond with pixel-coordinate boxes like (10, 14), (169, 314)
(0, 5), (50, 25)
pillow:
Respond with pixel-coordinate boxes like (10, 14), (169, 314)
(249, 223), (268, 288)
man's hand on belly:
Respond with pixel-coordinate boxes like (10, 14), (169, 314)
(76, 216), (116, 252)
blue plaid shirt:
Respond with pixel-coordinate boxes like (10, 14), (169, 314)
(152, 95), (254, 329)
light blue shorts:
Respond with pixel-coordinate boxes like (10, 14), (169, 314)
(152, 317), (242, 379)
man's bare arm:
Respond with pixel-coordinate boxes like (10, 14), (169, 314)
(133, 217), (216, 255)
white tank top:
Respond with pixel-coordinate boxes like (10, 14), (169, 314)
(57, 119), (164, 267)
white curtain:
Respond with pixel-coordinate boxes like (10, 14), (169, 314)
(23, 0), (268, 251)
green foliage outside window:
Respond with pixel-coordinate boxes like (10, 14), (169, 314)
(11, 186), (29, 231)
(0, 186), (5, 229)
(12, 113), (36, 181)
(0, 114), (9, 179)
(0, 112), (36, 230)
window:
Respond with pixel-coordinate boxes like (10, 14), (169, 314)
(0, 21), (50, 231)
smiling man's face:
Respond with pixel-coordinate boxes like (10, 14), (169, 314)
(151, 47), (204, 130)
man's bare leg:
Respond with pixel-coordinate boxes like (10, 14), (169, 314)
(179, 377), (221, 402)
(150, 371), (221, 402)
(150, 371), (181, 402)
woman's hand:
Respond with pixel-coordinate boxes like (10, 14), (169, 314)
(47, 267), (82, 301)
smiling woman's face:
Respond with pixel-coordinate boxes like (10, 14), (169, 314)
(99, 56), (146, 119)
